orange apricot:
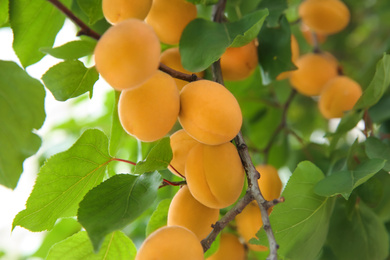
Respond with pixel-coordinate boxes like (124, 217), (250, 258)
(185, 142), (245, 209)
(289, 52), (339, 96)
(220, 41), (259, 81)
(135, 226), (204, 260)
(299, 0), (350, 35)
(94, 19), (160, 90)
(256, 165), (283, 201)
(160, 47), (204, 90)
(206, 233), (246, 260)
(276, 35), (300, 80)
(102, 0), (153, 24)
(178, 80), (242, 145)
(146, 0), (197, 45)
(318, 76), (362, 119)
(168, 129), (199, 177)
(167, 185), (220, 240)
(118, 71), (179, 142)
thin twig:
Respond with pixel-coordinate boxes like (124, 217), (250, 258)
(159, 179), (186, 189)
(159, 63), (201, 82)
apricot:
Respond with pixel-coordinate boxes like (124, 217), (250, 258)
(168, 185), (220, 240)
(220, 41), (258, 81)
(235, 201), (268, 252)
(168, 129), (199, 177)
(178, 80), (242, 145)
(256, 165), (283, 201)
(206, 233), (246, 260)
(135, 226), (204, 260)
(94, 19), (160, 90)
(102, 0), (153, 24)
(276, 35), (300, 80)
(146, 0), (197, 45)
(299, 0), (350, 35)
(118, 71), (180, 142)
(185, 142), (245, 209)
(289, 52), (339, 96)
(160, 47), (204, 90)
(318, 76), (362, 119)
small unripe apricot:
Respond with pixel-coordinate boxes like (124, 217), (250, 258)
(185, 142), (245, 209)
(102, 0), (153, 24)
(94, 19), (160, 90)
(206, 233), (246, 260)
(220, 41), (258, 81)
(135, 226), (204, 260)
(146, 0), (197, 45)
(179, 80), (242, 145)
(299, 0), (350, 35)
(160, 48), (204, 90)
(289, 52), (339, 96)
(256, 165), (283, 201)
(118, 71), (180, 142)
(276, 35), (300, 80)
(318, 76), (362, 119)
(168, 185), (220, 240)
(168, 129), (199, 177)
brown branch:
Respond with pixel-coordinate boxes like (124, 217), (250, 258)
(159, 179), (186, 189)
(159, 63), (201, 82)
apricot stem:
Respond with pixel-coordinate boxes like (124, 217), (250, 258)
(159, 63), (201, 83)
(159, 179), (186, 189)
(111, 158), (137, 165)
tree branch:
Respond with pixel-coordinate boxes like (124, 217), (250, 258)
(159, 63), (201, 82)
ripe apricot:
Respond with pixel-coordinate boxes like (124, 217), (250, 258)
(185, 142), (245, 209)
(102, 0), (153, 24)
(146, 0), (197, 45)
(94, 19), (160, 90)
(276, 35), (300, 80)
(135, 226), (204, 260)
(256, 165), (283, 201)
(167, 185), (220, 240)
(235, 201), (268, 252)
(178, 80), (242, 145)
(160, 47), (204, 90)
(289, 52), (339, 96)
(206, 233), (246, 260)
(299, 0), (350, 35)
(168, 129), (199, 177)
(220, 41), (258, 81)
(118, 71), (180, 142)
(318, 76), (362, 119)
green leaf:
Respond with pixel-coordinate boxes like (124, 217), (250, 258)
(42, 60), (99, 101)
(328, 201), (389, 260)
(254, 161), (333, 260)
(78, 172), (162, 251)
(257, 15), (295, 84)
(13, 129), (111, 231)
(0, 0), (9, 26)
(77, 0), (103, 25)
(0, 60), (45, 189)
(257, 0), (288, 27)
(186, 0), (218, 4)
(180, 9), (268, 72)
(40, 40), (97, 60)
(134, 137), (173, 174)
(9, 0), (71, 67)
(354, 53), (390, 110)
(365, 136), (390, 171)
(145, 199), (171, 237)
(314, 158), (386, 199)
(46, 231), (137, 260)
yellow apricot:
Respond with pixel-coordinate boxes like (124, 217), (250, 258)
(160, 47), (204, 90)
(118, 71), (180, 142)
(146, 0), (197, 45)
(300, 23), (327, 46)
(289, 52), (339, 96)
(299, 0), (350, 35)
(168, 185), (220, 240)
(220, 41), (259, 81)
(102, 0), (153, 24)
(168, 129), (199, 177)
(135, 226), (204, 260)
(318, 76), (362, 119)
(235, 201), (268, 252)
(206, 233), (246, 260)
(179, 80), (242, 145)
(94, 19), (160, 90)
(256, 165), (283, 201)
(185, 142), (245, 209)
(276, 35), (300, 80)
